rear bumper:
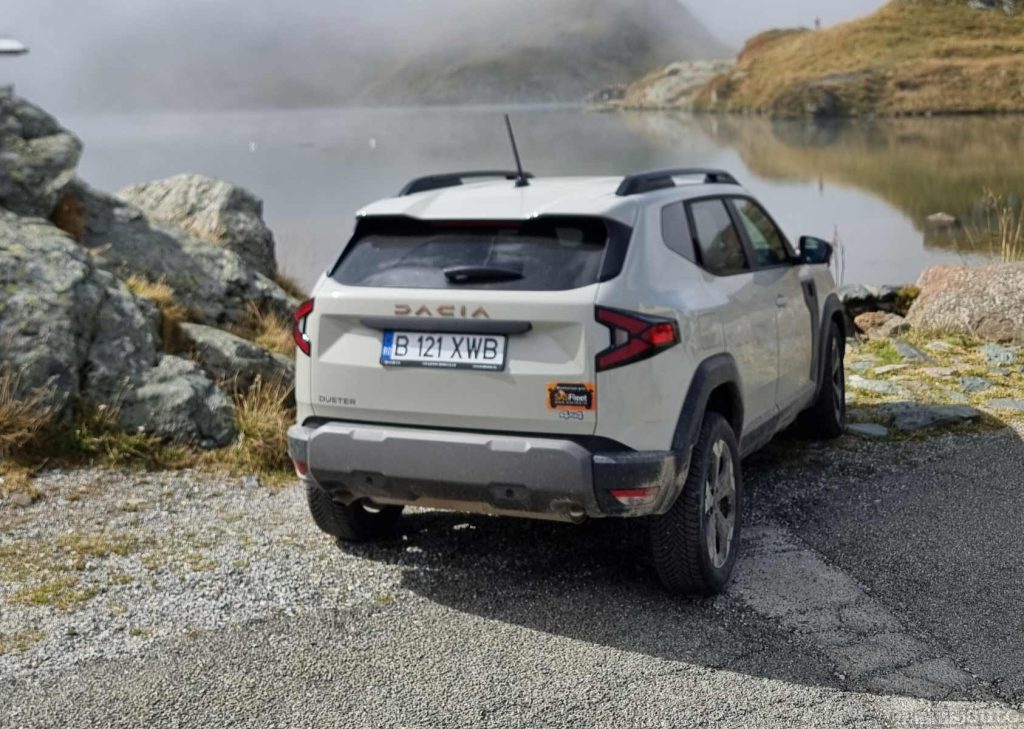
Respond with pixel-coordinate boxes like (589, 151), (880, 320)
(287, 421), (684, 521)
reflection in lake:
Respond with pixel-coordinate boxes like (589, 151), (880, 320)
(67, 106), (1018, 290)
(693, 114), (1024, 259)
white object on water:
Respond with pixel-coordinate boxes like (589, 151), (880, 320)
(248, 141), (258, 153)
(0, 38), (29, 55)
(369, 138), (377, 150)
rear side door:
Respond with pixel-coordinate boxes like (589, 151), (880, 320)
(728, 197), (815, 410)
(687, 198), (780, 434)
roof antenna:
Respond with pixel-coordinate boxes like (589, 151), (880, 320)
(504, 114), (530, 188)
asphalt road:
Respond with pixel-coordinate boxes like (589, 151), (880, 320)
(2, 424), (1023, 728)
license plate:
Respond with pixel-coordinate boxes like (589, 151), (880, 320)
(381, 331), (508, 371)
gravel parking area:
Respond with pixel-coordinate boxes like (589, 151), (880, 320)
(2, 423), (1024, 727)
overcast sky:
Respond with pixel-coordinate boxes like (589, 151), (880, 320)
(688, 0), (888, 46)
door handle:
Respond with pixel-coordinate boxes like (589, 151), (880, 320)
(776, 295), (788, 308)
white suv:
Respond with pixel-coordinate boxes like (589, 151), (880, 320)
(288, 168), (846, 595)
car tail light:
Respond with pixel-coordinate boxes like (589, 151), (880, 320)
(595, 306), (680, 372)
(293, 298), (315, 356)
(293, 459), (309, 477)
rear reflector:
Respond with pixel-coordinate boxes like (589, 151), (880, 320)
(595, 307), (680, 372)
(609, 487), (657, 506)
(293, 459), (309, 477)
(293, 298), (315, 356)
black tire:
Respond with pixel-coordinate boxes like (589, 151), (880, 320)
(798, 320), (846, 439)
(305, 482), (404, 542)
(650, 412), (742, 596)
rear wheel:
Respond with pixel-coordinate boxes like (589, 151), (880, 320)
(306, 482), (404, 542)
(798, 320), (846, 439)
(650, 412), (742, 596)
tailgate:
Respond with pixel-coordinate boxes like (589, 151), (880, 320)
(309, 284), (602, 435)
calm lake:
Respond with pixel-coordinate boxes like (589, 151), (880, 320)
(67, 106), (1022, 291)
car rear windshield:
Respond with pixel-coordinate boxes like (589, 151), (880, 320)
(331, 216), (628, 291)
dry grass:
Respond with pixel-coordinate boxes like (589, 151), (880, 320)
(0, 629), (45, 656)
(273, 270), (306, 300)
(47, 403), (192, 471)
(232, 302), (293, 356)
(213, 376), (294, 485)
(964, 190), (1024, 262)
(0, 370), (53, 458)
(7, 400), (191, 479)
(695, 0), (1024, 117)
(124, 275), (192, 352)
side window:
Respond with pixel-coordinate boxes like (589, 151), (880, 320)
(661, 202), (696, 263)
(688, 199), (750, 276)
(732, 198), (791, 267)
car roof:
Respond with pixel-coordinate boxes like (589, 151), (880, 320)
(359, 176), (751, 227)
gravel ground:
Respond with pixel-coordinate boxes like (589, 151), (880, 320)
(2, 422), (1024, 727)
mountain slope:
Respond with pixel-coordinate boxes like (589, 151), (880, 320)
(6, 0), (726, 111)
(360, 0), (730, 104)
(693, 0), (1024, 117)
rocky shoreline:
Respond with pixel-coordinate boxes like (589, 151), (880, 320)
(0, 87), (298, 451)
(838, 273), (1024, 438)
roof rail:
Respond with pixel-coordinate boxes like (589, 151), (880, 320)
(399, 170), (535, 196)
(616, 168), (739, 197)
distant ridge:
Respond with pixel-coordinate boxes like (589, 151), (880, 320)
(359, 0), (730, 104)
(15, 0), (727, 111)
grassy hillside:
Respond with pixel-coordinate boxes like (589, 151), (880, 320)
(694, 0), (1024, 117)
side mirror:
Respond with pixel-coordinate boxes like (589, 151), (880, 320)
(799, 236), (833, 265)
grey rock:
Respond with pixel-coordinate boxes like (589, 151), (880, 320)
(922, 367), (956, 378)
(926, 212), (959, 228)
(847, 423), (889, 438)
(959, 376), (995, 394)
(0, 88), (82, 218)
(894, 340), (935, 363)
(119, 174), (278, 279)
(837, 284), (876, 306)
(69, 179), (297, 325)
(608, 59), (735, 111)
(119, 355), (236, 447)
(907, 263), (1024, 344)
(847, 375), (909, 397)
(876, 285), (903, 303)
(179, 322), (293, 392)
(967, 0), (1017, 15)
(847, 360), (873, 373)
(986, 398), (1024, 411)
(876, 403), (981, 432)
(927, 340), (956, 353)
(0, 210), (159, 416)
(873, 364), (909, 375)
(8, 491), (35, 508)
(980, 343), (1021, 366)
(940, 389), (970, 404)
(854, 312), (910, 340)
